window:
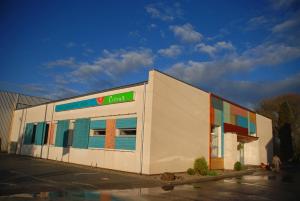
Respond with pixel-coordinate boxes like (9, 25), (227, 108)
(118, 128), (136, 136)
(92, 129), (106, 136)
(90, 119), (106, 136)
(31, 124), (37, 144)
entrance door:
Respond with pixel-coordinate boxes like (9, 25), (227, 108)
(237, 143), (244, 165)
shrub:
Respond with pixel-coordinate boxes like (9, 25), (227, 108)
(234, 161), (243, 171)
(194, 157), (208, 175)
(187, 168), (196, 175)
(207, 170), (218, 176)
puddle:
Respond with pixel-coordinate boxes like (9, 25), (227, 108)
(0, 186), (180, 201)
(1, 173), (287, 200)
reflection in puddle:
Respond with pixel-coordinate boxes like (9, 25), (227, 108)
(2, 173), (286, 200)
(2, 186), (180, 201)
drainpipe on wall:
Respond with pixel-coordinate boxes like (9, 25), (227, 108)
(19, 108), (28, 155)
(209, 93), (212, 169)
(16, 108), (25, 154)
(40, 104), (48, 158)
(139, 82), (147, 174)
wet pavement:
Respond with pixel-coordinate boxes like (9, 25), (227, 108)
(1, 153), (300, 201)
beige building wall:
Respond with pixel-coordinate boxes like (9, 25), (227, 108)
(146, 71), (210, 174)
(256, 114), (273, 164)
(10, 84), (147, 174)
(244, 140), (260, 165)
(224, 133), (238, 170)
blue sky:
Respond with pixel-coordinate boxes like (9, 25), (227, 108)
(0, 0), (300, 108)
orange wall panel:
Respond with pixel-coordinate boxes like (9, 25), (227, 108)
(210, 158), (224, 169)
(105, 119), (116, 149)
(230, 104), (248, 117)
(249, 112), (256, 123)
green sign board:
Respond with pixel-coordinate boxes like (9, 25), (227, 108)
(55, 91), (134, 112)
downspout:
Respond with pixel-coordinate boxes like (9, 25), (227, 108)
(209, 93), (212, 169)
(40, 104), (48, 158)
(19, 108), (28, 155)
(139, 82), (147, 174)
(16, 109), (25, 154)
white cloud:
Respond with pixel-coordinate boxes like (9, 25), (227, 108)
(270, 0), (296, 10)
(145, 2), (183, 21)
(195, 41), (235, 57)
(167, 42), (300, 84)
(213, 72), (300, 108)
(272, 19), (300, 32)
(247, 16), (268, 28)
(158, 45), (182, 57)
(71, 48), (154, 82)
(170, 23), (203, 43)
(65, 42), (77, 48)
(45, 57), (77, 68)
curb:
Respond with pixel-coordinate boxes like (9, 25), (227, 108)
(162, 169), (257, 186)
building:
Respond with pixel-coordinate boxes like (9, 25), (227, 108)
(0, 91), (49, 152)
(8, 70), (273, 174)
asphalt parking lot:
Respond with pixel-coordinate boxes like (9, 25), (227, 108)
(0, 152), (161, 196)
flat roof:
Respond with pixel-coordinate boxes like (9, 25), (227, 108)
(16, 81), (147, 110)
(15, 69), (257, 114)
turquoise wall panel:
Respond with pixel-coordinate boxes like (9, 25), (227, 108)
(55, 120), (70, 147)
(212, 97), (223, 110)
(236, 115), (248, 128)
(250, 122), (256, 134)
(214, 109), (222, 126)
(88, 136), (105, 148)
(223, 102), (230, 123)
(35, 122), (46, 145)
(24, 123), (34, 144)
(115, 137), (136, 150)
(90, 120), (106, 129)
(116, 118), (137, 129)
(55, 98), (98, 112)
(73, 118), (90, 149)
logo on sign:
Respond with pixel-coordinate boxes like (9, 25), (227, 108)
(96, 97), (104, 105)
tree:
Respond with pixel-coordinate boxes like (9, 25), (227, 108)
(278, 102), (294, 161)
(256, 94), (300, 161)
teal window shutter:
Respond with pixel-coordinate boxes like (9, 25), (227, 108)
(24, 123), (34, 144)
(55, 120), (70, 147)
(35, 122), (46, 145)
(88, 136), (105, 148)
(115, 136), (136, 150)
(73, 118), (90, 149)
(116, 118), (137, 129)
(90, 120), (106, 129)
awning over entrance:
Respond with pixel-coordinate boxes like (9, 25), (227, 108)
(224, 123), (259, 143)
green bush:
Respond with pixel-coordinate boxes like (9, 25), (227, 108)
(194, 157), (208, 175)
(234, 161), (243, 171)
(187, 168), (196, 175)
(207, 170), (218, 176)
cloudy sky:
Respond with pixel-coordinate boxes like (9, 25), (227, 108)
(0, 0), (299, 108)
